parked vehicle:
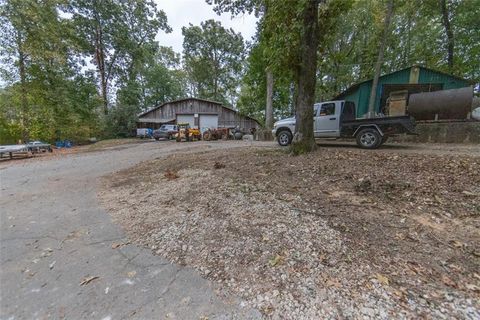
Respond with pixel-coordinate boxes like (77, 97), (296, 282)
(153, 124), (178, 140)
(202, 128), (231, 141)
(272, 100), (416, 149)
(136, 128), (153, 139)
(175, 123), (201, 142)
(27, 141), (52, 153)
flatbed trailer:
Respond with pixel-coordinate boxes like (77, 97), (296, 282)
(0, 142), (53, 160)
(341, 115), (416, 137)
(0, 145), (30, 159)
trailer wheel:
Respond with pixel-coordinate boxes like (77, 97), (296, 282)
(277, 130), (292, 146)
(356, 128), (381, 149)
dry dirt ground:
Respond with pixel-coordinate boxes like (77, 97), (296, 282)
(99, 143), (480, 319)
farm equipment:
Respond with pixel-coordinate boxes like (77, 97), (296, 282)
(202, 128), (232, 141)
(175, 123), (201, 142)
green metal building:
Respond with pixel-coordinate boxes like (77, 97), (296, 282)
(333, 66), (471, 118)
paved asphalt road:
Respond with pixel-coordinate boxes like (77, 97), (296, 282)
(0, 141), (264, 320)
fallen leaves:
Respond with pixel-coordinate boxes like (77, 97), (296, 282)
(269, 255), (283, 267)
(325, 278), (342, 288)
(465, 283), (480, 292)
(99, 146), (480, 319)
(375, 273), (390, 285)
(449, 239), (467, 249)
(80, 276), (99, 286)
(441, 275), (457, 288)
(111, 241), (130, 249)
(164, 169), (179, 180)
(461, 190), (476, 197)
(213, 161), (225, 169)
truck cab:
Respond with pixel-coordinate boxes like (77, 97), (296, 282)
(313, 101), (355, 138)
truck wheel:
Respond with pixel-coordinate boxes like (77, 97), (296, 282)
(356, 128), (381, 149)
(277, 130), (292, 146)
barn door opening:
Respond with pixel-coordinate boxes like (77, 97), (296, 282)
(176, 114), (195, 128)
(199, 114), (218, 130)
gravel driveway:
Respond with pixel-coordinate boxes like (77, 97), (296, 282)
(0, 140), (265, 320)
(99, 142), (480, 319)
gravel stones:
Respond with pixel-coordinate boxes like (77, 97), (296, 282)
(99, 146), (480, 319)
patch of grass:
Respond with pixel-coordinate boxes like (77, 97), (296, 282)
(86, 138), (140, 151)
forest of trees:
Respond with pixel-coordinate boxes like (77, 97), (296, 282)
(1, 0), (478, 147)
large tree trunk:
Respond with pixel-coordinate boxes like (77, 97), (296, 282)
(95, 22), (108, 115)
(291, 0), (320, 154)
(440, 0), (454, 72)
(265, 68), (274, 130)
(16, 33), (29, 142)
(367, 0), (394, 117)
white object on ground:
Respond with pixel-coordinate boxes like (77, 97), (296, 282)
(472, 107), (480, 120)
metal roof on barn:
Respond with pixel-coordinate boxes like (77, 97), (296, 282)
(139, 97), (224, 118)
(137, 97), (261, 130)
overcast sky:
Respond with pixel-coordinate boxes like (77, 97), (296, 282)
(154, 0), (259, 53)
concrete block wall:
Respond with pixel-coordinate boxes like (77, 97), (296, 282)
(391, 121), (480, 144)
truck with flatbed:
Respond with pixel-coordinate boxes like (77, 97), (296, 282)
(272, 100), (416, 149)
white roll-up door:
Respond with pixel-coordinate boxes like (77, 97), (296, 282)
(176, 114), (195, 127)
(199, 114), (218, 130)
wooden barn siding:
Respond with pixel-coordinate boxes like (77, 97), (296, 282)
(141, 99), (259, 130)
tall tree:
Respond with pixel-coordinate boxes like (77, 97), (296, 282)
(440, 0), (454, 72)
(211, 0), (351, 153)
(289, 0), (320, 152)
(1, 0), (57, 141)
(265, 68), (274, 129)
(68, 0), (170, 114)
(182, 19), (245, 104)
(211, 0), (320, 152)
(236, 35), (293, 122)
(367, 0), (394, 117)
(1, 0), (99, 142)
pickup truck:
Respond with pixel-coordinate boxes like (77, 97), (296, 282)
(272, 100), (416, 149)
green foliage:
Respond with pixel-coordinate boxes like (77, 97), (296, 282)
(316, 0), (480, 100)
(211, 0), (478, 126)
(113, 45), (187, 136)
(182, 19), (245, 104)
(0, 0), (101, 143)
(1, 0), (180, 142)
(206, 0), (263, 16)
(2, 0), (478, 145)
(118, 46), (186, 112)
(68, 0), (172, 114)
(103, 103), (138, 138)
(236, 31), (293, 122)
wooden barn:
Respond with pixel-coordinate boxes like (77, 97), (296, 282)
(137, 98), (260, 132)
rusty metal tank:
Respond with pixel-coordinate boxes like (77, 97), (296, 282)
(407, 87), (473, 120)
